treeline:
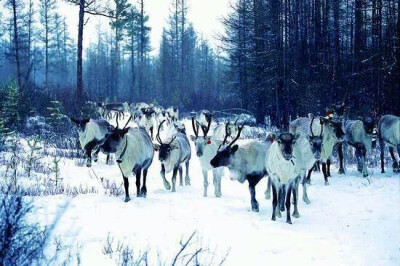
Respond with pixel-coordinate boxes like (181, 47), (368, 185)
(0, 0), (225, 114)
(221, 0), (400, 124)
(0, 0), (76, 90)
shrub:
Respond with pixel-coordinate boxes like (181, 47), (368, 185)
(0, 192), (48, 265)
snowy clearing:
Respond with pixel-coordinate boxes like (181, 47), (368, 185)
(22, 121), (400, 265)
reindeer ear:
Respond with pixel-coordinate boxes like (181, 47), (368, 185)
(153, 143), (160, 151)
(231, 145), (239, 153)
(170, 143), (179, 150)
(70, 118), (79, 125)
(267, 133), (276, 142)
(121, 127), (130, 135)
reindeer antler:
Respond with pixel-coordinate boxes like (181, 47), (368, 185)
(228, 124), (244, 147)
(222, 122), (231, 145)
(157, 120), (166, 144)
(310, 114), (315, 137)
(201, 116), (212, 137)
(123, 115), (132, 129)
(191, 117), (199, 138)
(115, 116), (120, 129)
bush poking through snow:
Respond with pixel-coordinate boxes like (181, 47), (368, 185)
(4, 138), (21, 190)
(49, 155), (62, 187)
(25, 135), (42, 177)
(102, 178), (125, 197)
(101, 231), (230, 265)
(102, 234), (148, 266)
(0, 191), (48, 265)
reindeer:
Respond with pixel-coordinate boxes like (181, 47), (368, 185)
(195, 110), (213, 133)
(210, 125), (271, 212)
(266, 114), (323, 204)
(100, 117), (154, 201)
(266, 132), (301, 224)
(98, 102), (129, 120)
(166, 107), (179, 122)
(212, 117), (240, 142)
(315, 116), (345, 185)
(70, 118), (112, 167)
(154, 120), (192, 192)
(340, 116), (375, 177)
(190, 115), (224, 197)
(136, 106), (158, 140)
(378, 115), (400, 173)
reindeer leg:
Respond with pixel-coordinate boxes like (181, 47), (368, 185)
(185, 160), (191, 185)
(327, 159), (331, 177)
(380, 139), (385, 173)
(135, 168), (142, 197)
(338, 142), (345, 174)
(160, 164), (171, 190)
(279, 184), (286, 212)
(213, 168), (222, 197)
(178, 165), (183, 186)
(302, 174), (311, 204)
(84, 140), (98, 167)
(286, 184), (292, 224)
(171, 167), (178, 192)
(292, 181), (300, 218)
(202, 169), (208, 197)
(360, 144), (368, 177)
(306, 168), (313, 185)
(397, 145), (400, 173)
(141, 168), (148, 197)
(271, 182), (278, 221)
(93, 148), (100, 162)
(247, 175), (262, 212)
(389, 147), (399, 172)
(355, 146), (362, 173)
(322, 163), (329, 185)
(123, 176), (130, 202)
(265, 175), (271, 199)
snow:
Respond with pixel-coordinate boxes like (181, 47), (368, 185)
(4, 119), (400, 265)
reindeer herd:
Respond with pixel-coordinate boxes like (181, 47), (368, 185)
(70, 102), (400, 224)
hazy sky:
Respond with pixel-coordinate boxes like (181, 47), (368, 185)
(56, 0), (232, 55)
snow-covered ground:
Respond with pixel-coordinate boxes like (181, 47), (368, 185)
(3, 119), (400, 265)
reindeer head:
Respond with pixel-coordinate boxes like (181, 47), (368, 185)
(174, 122), (186, 135)
(210, 123), (244, 168)
(141, 107), (155, 119)
(101, 116), (132, 154)
(307, 115), (323, 160)
(190, 116), (214, 157)
(154, 120), (178, 162)
(272, 132), (300, 161)
(361, 116), (375, 135)
(70, 118), (90, 133)
(320, 116), (345, 141)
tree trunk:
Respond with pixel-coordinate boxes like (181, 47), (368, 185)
(11, 0), (22, 90)
(76, 0), (85, 106)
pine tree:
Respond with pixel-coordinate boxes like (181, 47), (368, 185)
(25, 135), (42, 177)
(0, 81), (20, 129)
(46, 100), (63, 130)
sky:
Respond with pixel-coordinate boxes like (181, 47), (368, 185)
(56, 0), (232, 55)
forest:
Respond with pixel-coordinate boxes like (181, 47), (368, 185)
(0, 0), (399, 126)
(0, 1), (399, 265)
